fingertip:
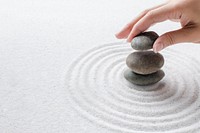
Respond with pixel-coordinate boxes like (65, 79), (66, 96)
(153, 42), (157, 52)
(153, 42), (163, 53)
(126, 38), (132, 43)
(115, 33), (120, 39)
(153, 46), (158, 53)
(115, 30), (127, 38)
(116, 24), (133, 39)
(127, 34), (133, 42)
(115, 34), (124, 39)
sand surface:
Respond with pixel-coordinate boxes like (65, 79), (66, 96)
(67, 42), (200, 132)
(1, 0), (200, 132)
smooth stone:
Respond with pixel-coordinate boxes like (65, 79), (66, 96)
(131, 31), (159, 50)
(126, 51), (164, 75)
(124, 69), (165, 86)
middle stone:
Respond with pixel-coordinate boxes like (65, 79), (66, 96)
(126, 51), (164, 75)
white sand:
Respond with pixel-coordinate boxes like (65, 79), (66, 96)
(66, 42), (200, 132)
(1, 0), (200, 132)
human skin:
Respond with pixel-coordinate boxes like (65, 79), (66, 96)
(115, 0), (200, 53)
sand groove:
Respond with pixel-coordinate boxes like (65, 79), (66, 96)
(66, 42), (200, 132)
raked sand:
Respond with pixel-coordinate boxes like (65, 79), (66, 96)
(66, 42), (200, 133)
(1, 0), (200, 132)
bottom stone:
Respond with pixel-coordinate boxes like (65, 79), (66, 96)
(124, 69), (165, 86)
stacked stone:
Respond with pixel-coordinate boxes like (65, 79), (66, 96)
(124, 31), (165, 86)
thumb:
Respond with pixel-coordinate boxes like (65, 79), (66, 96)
(153, 27), (199, 52)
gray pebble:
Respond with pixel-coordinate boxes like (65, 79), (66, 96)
(131, 31), (159, 50)
(124, 69), (165, 86)
(126, 51), (164, 75)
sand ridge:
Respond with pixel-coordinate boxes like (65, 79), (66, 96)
(66, 42), (200, 133)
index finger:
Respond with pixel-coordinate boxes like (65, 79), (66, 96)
(115, 4), (165, 39)
(127, 5), (179, 42)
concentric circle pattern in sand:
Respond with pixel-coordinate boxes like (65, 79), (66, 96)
(66, 42), (200, 133)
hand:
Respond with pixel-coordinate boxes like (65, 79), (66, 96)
(115, 0), (200, 52)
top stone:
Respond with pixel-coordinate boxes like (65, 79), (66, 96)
(131, 31), (159, 50)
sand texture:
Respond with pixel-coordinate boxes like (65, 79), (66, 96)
(66, 42), (200, 133)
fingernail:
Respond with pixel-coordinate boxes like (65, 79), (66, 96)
(153, 43), (163, 53)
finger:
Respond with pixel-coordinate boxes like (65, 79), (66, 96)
(153, 27), (200, 52)
(115, 4), (165, 39)
(170, 19), (180, 22)
(127, 5), (180, 42)
(115, 12), (148, 39)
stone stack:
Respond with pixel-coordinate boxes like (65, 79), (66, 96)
(124, 31), (165, 86)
